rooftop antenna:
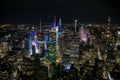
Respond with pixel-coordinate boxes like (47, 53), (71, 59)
(40, 19), (42, 33)
(53, 15), (56, 28)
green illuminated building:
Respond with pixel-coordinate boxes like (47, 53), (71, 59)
(48, 41), (56, 62)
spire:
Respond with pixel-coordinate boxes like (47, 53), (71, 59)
(59, 18), (62, 26)
(53, 15), (56, 28)
(40, 19), (42, 33)
(107, 17), (111, 27)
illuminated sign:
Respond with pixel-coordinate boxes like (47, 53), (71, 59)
(30, 31), (37, 35)
(37, 33), (44, 37)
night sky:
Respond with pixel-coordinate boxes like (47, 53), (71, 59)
(0, 0), (120, 24)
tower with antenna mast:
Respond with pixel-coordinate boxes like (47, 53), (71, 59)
(37, 19), (44, 54)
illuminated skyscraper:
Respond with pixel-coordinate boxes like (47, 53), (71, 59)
(29, 31), (39, 55)
(48, 41), (56, 62)
(80, 27), (88, 43)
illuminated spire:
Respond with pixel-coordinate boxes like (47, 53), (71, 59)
(54, 15), (56, 28)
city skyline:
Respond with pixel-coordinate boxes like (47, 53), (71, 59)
(0, 0), (120, 24)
